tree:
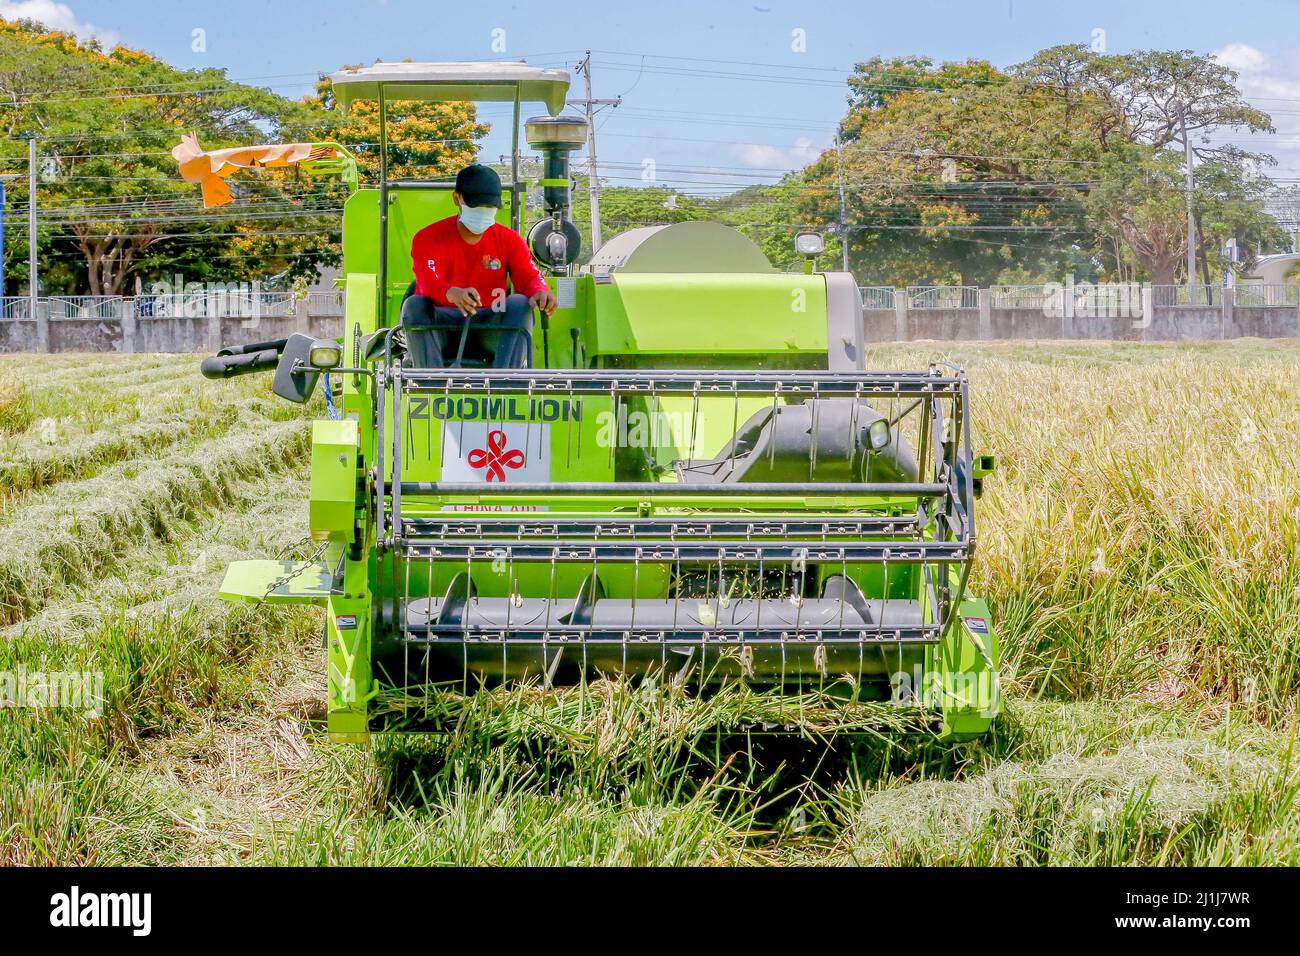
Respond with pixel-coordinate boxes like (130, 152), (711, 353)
(1084, 144), (1187, 286)
(1013, 45), (1274, 159)
(794, 46), (1282, 286)
(1190, 157), (1287, 279)
(567, 173), (707, 261)
(307, 71), (488, 184)
(1015, 44), (1279, 282)
(714, 181), (842, 272)
(799, 56), (1096, 285)
(0, 19), (342, 295)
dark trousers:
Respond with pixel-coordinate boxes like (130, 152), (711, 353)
(400, 292), (533, 368)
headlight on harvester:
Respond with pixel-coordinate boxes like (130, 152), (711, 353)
(308, 341), (343, 369)
(794, 232), (825, 256)
(866, 418), (891, 451)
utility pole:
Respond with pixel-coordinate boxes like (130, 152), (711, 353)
(835, 134), (849, 274)
(1179, 105), (1197, 303)
(0, 172), (18, 301)
(571, 52), (620, 253)
(28, 136), (45, 351)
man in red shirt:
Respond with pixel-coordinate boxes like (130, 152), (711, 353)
(403, 164), (557, 368)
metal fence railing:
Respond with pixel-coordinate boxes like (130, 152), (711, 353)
(0, 297), (35, 319)
(46, 296), (127, 320)
(304, 290), (346, 315)
(989, 285), (1049, 309)
(1150, 284), (1223, 307)
(0, 292), (335, 321)
(136, 291), (298, 318)
(0, 291), (348, 320)
(858, 286), (896, 310)
(1232, 283), (1300, 307)
(908, 285), (979, 309)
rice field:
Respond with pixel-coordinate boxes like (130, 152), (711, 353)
(1, 340), (1297, 866)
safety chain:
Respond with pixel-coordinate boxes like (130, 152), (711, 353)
(263, 538), (329, 600)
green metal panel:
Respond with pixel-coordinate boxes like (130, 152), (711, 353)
(927, 594), (1000, 739)
(629, 393), (772, 462)
(592, 273), (827, 356)
(339, 273), (378, 477)
(326, 554), (374, 742)
(218, 560), (333, 604)
(310, 419), (359, 543)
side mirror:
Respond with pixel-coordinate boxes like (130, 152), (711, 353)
(272, 333), (340, 403)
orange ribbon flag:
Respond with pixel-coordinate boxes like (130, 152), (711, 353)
(172, 133), (339, 207)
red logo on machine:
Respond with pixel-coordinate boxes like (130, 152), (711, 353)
(467, 429), (526, 481)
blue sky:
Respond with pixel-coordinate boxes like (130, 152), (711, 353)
(8, 0), (1300, 185)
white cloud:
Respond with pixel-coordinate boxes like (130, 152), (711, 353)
(1213, 43), (1300, 172)
(0, 1), (118, 48)
(728, 136), (824, 171)
(1216, 43), (1300, 100)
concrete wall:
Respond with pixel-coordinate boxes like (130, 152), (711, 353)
(1232, 307), (1300, 338)
(900, 308), (982, 341)
(989, 308), (1069, 340)
(0, 312), (344, 354)
(1143, 306), (1223, 341)
(862, 287), (1300, 343)
(1, 318), (121, 353)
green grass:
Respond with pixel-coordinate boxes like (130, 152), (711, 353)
(0, 374), (34, 437)
(1, 341), (1298, 866)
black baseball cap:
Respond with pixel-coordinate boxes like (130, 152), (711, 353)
(454, 163), (503, 208)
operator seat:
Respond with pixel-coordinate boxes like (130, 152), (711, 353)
(398, 281), (531, 369)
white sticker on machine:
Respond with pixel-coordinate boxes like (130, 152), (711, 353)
(556, 277), (577, 309)
(440, 420), (550, 483)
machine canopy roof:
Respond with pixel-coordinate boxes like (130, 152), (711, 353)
(328, 61), (571, 114)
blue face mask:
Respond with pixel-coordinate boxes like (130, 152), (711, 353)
(458, 205), (497, 234)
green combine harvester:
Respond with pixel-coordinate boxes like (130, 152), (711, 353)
(199, 61), (999, 742)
